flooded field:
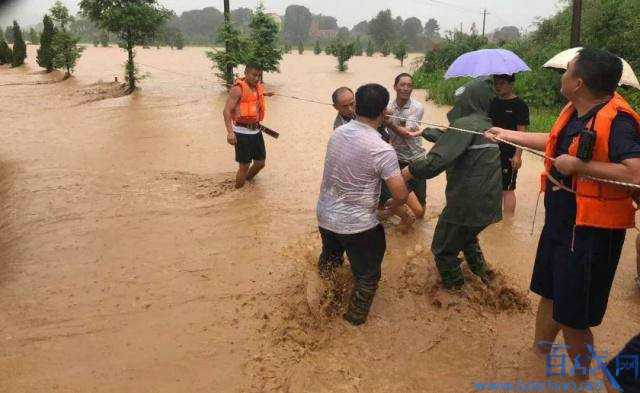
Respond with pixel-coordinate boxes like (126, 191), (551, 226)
(0, 45), (638, 392)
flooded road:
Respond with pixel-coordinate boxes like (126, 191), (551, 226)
(0, 45), (638, 392)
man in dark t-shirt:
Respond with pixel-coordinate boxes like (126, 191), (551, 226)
(489, 74), (530, 215)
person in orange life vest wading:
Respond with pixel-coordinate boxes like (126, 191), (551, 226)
(486, 48), (640, 383)
(222, 63), (275, 189)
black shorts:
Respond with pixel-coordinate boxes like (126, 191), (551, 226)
(606, 334), (640, 392)
(234, 132), (266, 164)
(500, 155), (518, 191)
(318, 225), (386, 284)
(530, 225), (625, 329)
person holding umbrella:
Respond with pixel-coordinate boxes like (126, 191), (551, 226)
(486, 48), (640, 382)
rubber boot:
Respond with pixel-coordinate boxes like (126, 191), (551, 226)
(463, 242), (491, 285)
(435, 257), (465, 290)
(343, 279), (377, 326)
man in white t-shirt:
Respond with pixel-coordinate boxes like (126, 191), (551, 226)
(317, 83), (409, 326)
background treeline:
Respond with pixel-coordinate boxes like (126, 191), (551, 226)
(412, 0), (640, 131)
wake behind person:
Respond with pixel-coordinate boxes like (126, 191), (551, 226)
(222, 63), (272, 189)
(317, 84), (409, 326)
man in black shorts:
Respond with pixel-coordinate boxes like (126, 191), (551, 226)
(487, 49), (640, 382)
(222, 63), (273, 189)
(489, 74), (530, 215)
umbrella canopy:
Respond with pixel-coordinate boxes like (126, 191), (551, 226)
(444, 48), (531, 79)
(543, 47), (640, 90)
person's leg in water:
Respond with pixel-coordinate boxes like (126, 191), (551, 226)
(461, 228), (492, 284)
(562, 325), (594, 383)
(246, 160), (265, 181)
(431, 220), (466, 290)
(318, 227), (345, 279)
(405, 191), (424, 219)
(533, 297), (561, 354)
(503, 190), (516, 215)
(342, 225), (386, 326)
(235, 162), (251, 189)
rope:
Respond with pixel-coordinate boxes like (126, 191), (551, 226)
(132, 64), (640, 191)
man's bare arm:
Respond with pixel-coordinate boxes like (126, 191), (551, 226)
(222, 86), (242, 145)
(486, 127), (549, 152)
(384, 174), (409, 211)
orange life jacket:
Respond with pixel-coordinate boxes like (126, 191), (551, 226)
(232, 78), (265, 124)
(541, 93), (640, 229)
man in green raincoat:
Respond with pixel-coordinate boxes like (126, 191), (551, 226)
(401, 79), (502, 289)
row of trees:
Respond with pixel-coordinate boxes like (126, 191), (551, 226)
(208, 3), (281, 86)
(0, 21), (27, 67)
(413, 0), (640, 113)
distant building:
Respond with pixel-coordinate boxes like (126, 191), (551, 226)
(309, 19), (337, 40)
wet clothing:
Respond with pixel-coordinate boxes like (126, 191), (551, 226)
(387, 99), (427, 206)
(409, 114), (502, 227)
(408, 79), (501, 288)
(606, 334), (640, 393)
(318, 224), (386, 288)
(531, 101), (640, 329)
(333, 114), (353, 130)
(387, 99), (426, 162)
(234, 131), (266, 163)
(317, 120), (400, 235)
(489, 97), (529, 192)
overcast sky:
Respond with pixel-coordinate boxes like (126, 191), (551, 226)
(0, 0), (563, 33)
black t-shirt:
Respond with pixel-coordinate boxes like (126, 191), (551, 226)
(546, 104), (640, 238)
(489, 97), (530, 158)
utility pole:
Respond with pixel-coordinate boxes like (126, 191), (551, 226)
(482, 8), (488, 38)
(223, 0), (233, 80)
(570, 0), (582, 47)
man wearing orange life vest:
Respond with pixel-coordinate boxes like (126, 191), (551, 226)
(486, 48), (640, 382)
(223, 63), (274, 189)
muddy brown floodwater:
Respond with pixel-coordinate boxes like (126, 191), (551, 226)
(0, 45), (638, 393)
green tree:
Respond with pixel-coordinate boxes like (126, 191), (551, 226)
(0, 40), (12, 65)
(37, 14), (56, 72)
(52, 33), (84, 77)
(424, 18), (440, 39)
(353, 36), (363, 56)
(283, 43), (292, 53)
(402, 17), (423, 50)
(5, 26), (14, 44)
(393, 40), (408, 66)
(0, 27), (4, 42)
(331, 39), (354, 72)
(366, 39), (374, 57)
(314, 40), (321, 55)
(283, 5), (312, 44)
(246, 3), (282, 75)
(11, 21), (27, 67)
(207, 19), (247, 86)
(50, 1), (84, 77)
(381, 41), (391, 57)
(99, 31), (109, 47)
(80, 0), (174, 92)
(297, 41), (304, 54)
(369, 10), (396, 49)
(174, 30), (184, 49)
(28, 28), (40, 44)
